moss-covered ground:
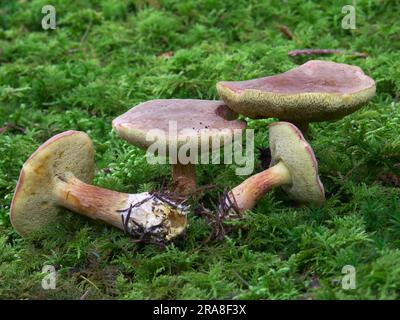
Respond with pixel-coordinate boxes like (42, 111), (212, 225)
(0, 0), (399, 299)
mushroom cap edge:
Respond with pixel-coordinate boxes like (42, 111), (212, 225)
(268, 121), (325, 204)
(10, 130), (95, 237)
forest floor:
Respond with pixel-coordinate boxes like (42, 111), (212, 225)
(0, 0), (399, 299)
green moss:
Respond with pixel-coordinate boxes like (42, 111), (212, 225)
(0, 0), (399, 299)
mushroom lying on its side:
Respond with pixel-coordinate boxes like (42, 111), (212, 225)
(223, 122), (325, 215)
(10, 131), (188, 242)
(217, 60), (376, 133)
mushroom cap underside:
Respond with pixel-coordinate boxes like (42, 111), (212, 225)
(269, 122), (325, 204)
(10, 131), (95, 237)
(217, 60), (376, 121)
(112, 99), (246, 151)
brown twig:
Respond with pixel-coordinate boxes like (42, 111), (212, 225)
(0, 122), (26, 134)
(123, 204), (133, 234)
(288, 49), (368, 58)
(277, 24), (293, 40)
(196, 187), (242, 243)
(152, 192), (181, 209)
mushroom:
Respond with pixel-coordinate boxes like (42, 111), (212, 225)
(112, 99), (246, 196)
(223, 121), (325, 215)
(217, 60), (376, 133)
(10, 131), (188, 242)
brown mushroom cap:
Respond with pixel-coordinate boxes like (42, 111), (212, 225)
(112, 99), (246, 151)
(269, 122), (325, 204)
(10, 131), (95, 236)
(217, 60), (376, 121)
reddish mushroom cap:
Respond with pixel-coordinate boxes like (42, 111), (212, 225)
(217, 60), (376, 121)
(112, 99), (246, 151)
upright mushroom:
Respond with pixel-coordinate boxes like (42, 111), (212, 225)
(112, 99), (246, 196)
(10, 131), (188, 242)
(217, 60), (376, 133)
(222, 121), (325, 216)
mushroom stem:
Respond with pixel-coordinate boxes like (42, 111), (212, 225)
(228, 161), (292, 213)
(171, 163), (196, 196)
(53, 172), (187, 239)
(54, 173), (129, 229)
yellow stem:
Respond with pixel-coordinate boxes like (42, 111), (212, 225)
(229, 161), (292, 213)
